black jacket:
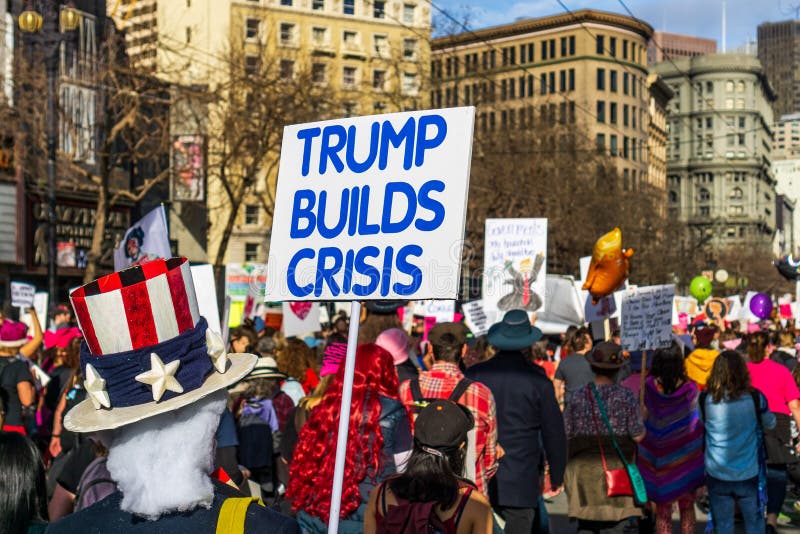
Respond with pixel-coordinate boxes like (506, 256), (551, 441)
(466, 351), (567, 508)
(46, 480), (300, 534)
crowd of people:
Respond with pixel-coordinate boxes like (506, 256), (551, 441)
(4, 275), (800, 533)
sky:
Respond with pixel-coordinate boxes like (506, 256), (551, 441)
(432, 0), (798, 50)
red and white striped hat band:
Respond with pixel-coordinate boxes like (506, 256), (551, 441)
(70, 257), (200, 356)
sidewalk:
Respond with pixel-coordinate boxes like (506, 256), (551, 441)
(544, 491), (800, 532)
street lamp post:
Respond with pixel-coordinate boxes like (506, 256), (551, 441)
(18, 2), (80, 304)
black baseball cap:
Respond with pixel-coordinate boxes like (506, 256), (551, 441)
(414, 400), (474, 450)
(428, 322), (469, 347)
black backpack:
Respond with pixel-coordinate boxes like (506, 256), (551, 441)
(236, 408), (274, 470)
(408, 377), (473, 414)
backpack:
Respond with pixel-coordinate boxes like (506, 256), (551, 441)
(408, 378), (473, 414)
(75, 456), (117, 511)
(236, 405), (275, 470)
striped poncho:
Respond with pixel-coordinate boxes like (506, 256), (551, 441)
(637, 375), (705, 504)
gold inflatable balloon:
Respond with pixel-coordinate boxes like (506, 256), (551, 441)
(582, 228), (634, 304)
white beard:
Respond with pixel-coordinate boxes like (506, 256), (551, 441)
(106, 390), (227, 520)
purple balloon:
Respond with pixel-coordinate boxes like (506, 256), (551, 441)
(749, 293), (773, 320)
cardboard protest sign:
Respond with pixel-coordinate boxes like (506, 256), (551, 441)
(704, 297), (729, 322)
(621, 284), (675, 351)
(113, 206), (171, 271)
(190, 264), (221, 336)
(11, 282), (36, 308)
(483, 219), (548, 317)
(462, 300), (490, 336)
(282, 301), (321, 338)
(265, 108), (475, 302)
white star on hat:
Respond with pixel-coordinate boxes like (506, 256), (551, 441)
(135, 353), (184, 402)
(206, 329), (228, 373)
(84, 363), (111, 409)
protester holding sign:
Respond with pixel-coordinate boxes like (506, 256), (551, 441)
(0, 308), (43, 435)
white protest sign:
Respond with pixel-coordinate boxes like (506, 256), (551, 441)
(190, 264), (222, 337)
(265, 107), (475, 302)
(621, 284), (675, 351)
(462, 300), (490, 336)
(33, 292), (48, 332)
(11, 282), (36, 309)
(483, 219), (548, 317)
(282, 301), (321, 338)
(424, 300), (455, 322)
(579, 256), (592, 284)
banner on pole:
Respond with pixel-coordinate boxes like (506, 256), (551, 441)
(621, 284), (675, 351)
(113, 206), (171, 271)
(482, 218), (548, 317)
(265, 107), (475, 301)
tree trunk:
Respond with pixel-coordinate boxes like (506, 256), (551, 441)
(84, 177), (108, 284)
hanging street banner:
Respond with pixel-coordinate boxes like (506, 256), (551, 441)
(265, 108), (475, 301)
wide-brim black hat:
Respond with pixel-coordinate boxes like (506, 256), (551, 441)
(364, 300), (408, 314)
(487, 309), (542, 351)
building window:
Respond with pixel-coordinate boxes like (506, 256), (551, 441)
(610, 102), (617, 124)
(373, 69), (386, 91)
(185, 27), (192, 43)
(737, 80), (745, 92)
(343, 0), (354, 15)
(312, 0), (324, 9)
(609, 37), (616, 56)
(623, 73), (629, 95)
(569, 36), (575, 55)
(312, 26), (328, 44)
(245, 55), (260, 76)
(622, 39), (628, 59)
(244, 243), (259, 262)
(280, 23), (296, 45)
(540, 73), (547, 94)
(596, 35), (604, 54)
(559, 70), (566, 92)
(343, 66), (357, 88)
(597, 133), (606, 151)
(280, 59), (294, 79)
(610, 135), (618, 156)
(403, 39), (417, 60)
(597, 68), (605, 90)
(373, 34), (387, 56)
(343, 30), (358, 46)
(244, 205), (259, 225)
(623, 104), (629, 126)
(597, 101), (605, 123)
(560, 37), (567, 57)
(726, 80), (734, 92)
(569, 69), (575, 91)
(610, 70), (618, 92)
(549, 39), (556, 58)
(281, 0), (292, 5)
(312, 63), (326, 84)
(729, 187), (743, 200)
(668, 191), (678, 203)
(403, 3), (415, 23)
(245, 18), (261, 40)
(402, 72), (418, 95)
(373, 0), (385, 18)
(698, 188), (711, 202)
(541, 40), (548, 60)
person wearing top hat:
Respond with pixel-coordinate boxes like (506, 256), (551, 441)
(562, 341), (646, 531)
(465, 310), (567, 534)
(46, 257), (299, 533)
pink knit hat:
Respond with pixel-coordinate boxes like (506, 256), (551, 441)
(375, 328), (410, 365)
(0, 320), (28, 348)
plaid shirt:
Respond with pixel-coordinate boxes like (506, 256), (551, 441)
(398, 362), (498, 495)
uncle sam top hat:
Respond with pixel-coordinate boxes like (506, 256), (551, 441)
(64, 257), (257, 432)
